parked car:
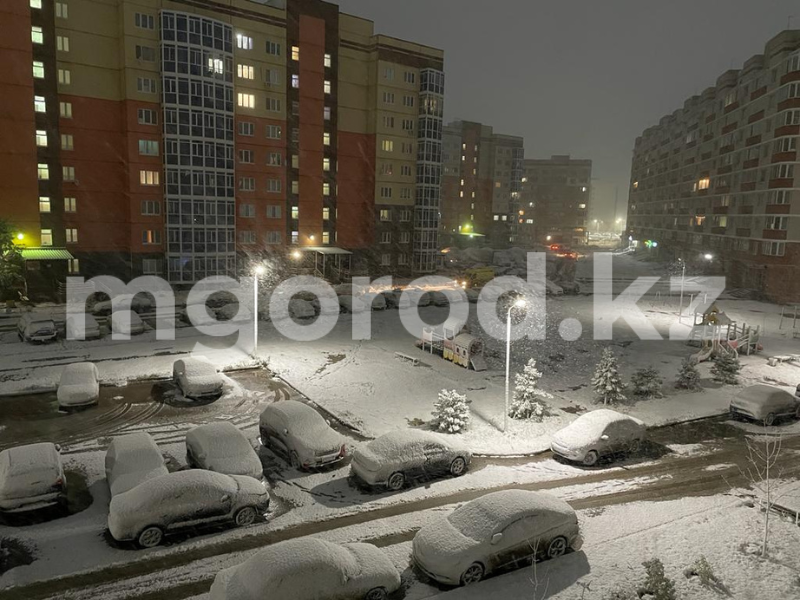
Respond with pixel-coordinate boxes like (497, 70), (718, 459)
(57, 362), (100, 409)
(17, 313), (57, 343)
(215, 304), (252, 323)
(730, 384), (800, 426)
(380, 290), (401, 309)
(259, 401), (346, 470)
(210, 538), (401, 600)
(92, 294), (152, 316)
(430, 291), (450, 307)
(412, 489), (582, 586)
(0, 443), (66, 513)
(361, 292), (387, 311)
(110, 310), (145, 336)
(107, 470), (270, 548)
(352, 430), (471, 491)
(181, 306), (220, 327)
(186, 422), (263, 481)
(105, 432), (168, 497)
(65, 313), (102, 340)
(173, 356), (224, 400)
(338, 295), (367, 313)
(288, 298), (316, 320)
(550, 409), (647, 466)
(311, 296), (341, 316)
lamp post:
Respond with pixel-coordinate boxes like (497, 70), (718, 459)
(253, 264), (266, 354)
(504, 297), (527, 433)
(677, 258), (686, 324)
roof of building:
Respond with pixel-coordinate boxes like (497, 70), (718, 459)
(20, 248), (75, 261)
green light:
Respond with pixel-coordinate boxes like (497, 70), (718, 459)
(16, 233), (24, 241)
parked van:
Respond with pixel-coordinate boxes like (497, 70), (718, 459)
(17, 313), (57, 343)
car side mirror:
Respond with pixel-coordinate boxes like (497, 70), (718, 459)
(600, 435), (609, 441)
(491, 533), (503, 545)
(221, 495), (230, 503)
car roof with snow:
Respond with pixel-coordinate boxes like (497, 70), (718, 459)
(261, 401), (326, 428)
(107, 432), (163, 465)
(110, 470), (237, 510)
(563, 409), (641, 433)
(366, 430), (459, 456)
(186, 422), (251, 457)
(736, 384), (794, 402)
(60, 362), (97, 382)
(176, 356), (218, 375)
(0, 443), (60, 475)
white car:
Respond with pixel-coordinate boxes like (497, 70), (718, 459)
(361, 292), (388, 311)
(105, 432), (168, 497)
(259, 401), (346, 470)
(17, 314), (57, 343)
(186, 422), (264, 481)
(210, 538), (401, 600)
(65, 313), (102, 340)
(173, 356), (224, 400)
(412, 490), (582, 586)
(430, 291), (450, 306)
(550, 409), (647, 466)
(338, 295), (367, 313)
(404, 289), (431, 307)
(57, 362), (100, 409)
(0, 443), (66, 513)
(288, 298), (316, 320)
(730, 384), (800, 426)
(92, 295), (152, 316)
(110, 310), (145, 336)
(181, 306), (220, 326)
(352, 430), (471, 491)
(108, 470), (270, 548)
(215, 304), (252, 323)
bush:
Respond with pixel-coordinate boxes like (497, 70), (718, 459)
(639, 558), (677, 600)
(600, 588), (637, 600)
(675, 357), (701, 391)
(431, 389), (471, 433)
(508, 358), (552, 421)
(684, 555), (719, 588)
(631, 366), (664, 399)
(710, 353), (741, 385)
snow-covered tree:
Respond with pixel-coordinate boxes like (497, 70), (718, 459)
(639, 558), (677, 600)
(431, 389), (470, 433)
(508, 358), (552, 420)
(591, 348), (626, 405)
(631, 366), (664, 399)
(675, 357), (701, 391)
(710, 352), (741, 384)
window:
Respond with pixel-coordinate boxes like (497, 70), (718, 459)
(384, 67), (394, 80)
(382, 91), (395, 104)
(137, 108), (156, 125)
(64, 197), (76, 212)
(41, 229), (53, 246)
(141, 200), (160, 215)
(697, 177), (710, 190)
(763, 241), (785, 256)
(404, 71), (416, 84)
(267, 152), (282, 166)
(136, 45), (156, 62)
(138, 139), (158, 156)
(774, 163), (794, 179)
(400, 231), (411, 244)
(380, 163), (393, 175)
(291, 206), (299, 219)
(784, 110), (800, 126)
(291, 154), (300, 169)
(381, 140), (394, 152)
(142, 259), (160, 275)
(291, 231), (299, 244)
(265, 41), (281, 56)
(266, 98), (281, 112)
(322, 182), (331, 196)
(238, 121), (254, 136)
(324, 53), (331, 68)
(266, 125), (281, 139)
(323, 132), (331, 146)
(30, 0), (42, 7)
(56, 36), (69, 52)
(399, 188), (411, 199)
(291, 45), (300, 61)
(58, 69), (71, 85)
(62, 166), (75, 181)
(61, 134), (73, 150)
(322, 207), (330, 220)
(323, 157), (331, 171)
(31, 26), (43, 44)
(322, 231), (330, 245)
(55, 2), (67, 18)
(324, 80), (331, 94)
(236, 34), (253, 50)
(266, 205), (281, 219)
(237, 93), (255, 108)
(402, 119), (414, 131)
(264, 68), (280, 87)
(137, 77), (156, 94)
(39, 196), (50, 213)
(291, 101), (299, 116)
(135, 12), (155, 30)
(33, 61), (44, 79)
(239, 204), (255, 218)
(142, 230), (161, 245)
(398, 254), (409, 266)
(770, 190), (790, 204)
(34, 96), (45, 113)
(402, 95), (415, 107)
(266, 231), (282, 245)
(766, 216), (788, 230)
(324, 106), (331, 120)
(239, 177), (255, 191)
(401, 142), (413, 154)
(381, 231), (391, 244)
(291, 74), (300, 88)
(383, 116), (395, 128)
(400, 165), (412, 177)
(35, 130), (47, 147)
(237, 64), (255, 79)
(381, 254), (391, 267)
(267, 179), (281, 193)
(60, 101), (72, 118)
(67, 258), (80, 274)
(400, 210), (411, 222)
(65, 228), (78, 243)
(380, 209), (391, 221)
(776, 137), (797, 153)
(139, 170), (159, 186)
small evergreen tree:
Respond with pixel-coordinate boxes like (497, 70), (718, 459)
(675, 357), (701, 391)
(591, 348), (626, 405)
(432, 389), (471, 433)
(710, 352), (741, 384)
(508, 358), (552, 420)
(631, 366), (664, 399)
(639, 558), (677, 600)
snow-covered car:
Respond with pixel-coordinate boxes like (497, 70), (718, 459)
(0, 443), (66, 513)
(65, 313), (102, 340)
(730, 384), (800, 426)
(215, 303), (252, 323)
(412, 489), (581, 586)
(311, 296), (341, 316)
(105, 432), (168, 497)
(430, 291), (450, 306)
(17, 314), (57, 343)
(465, 288), (480, 303)
(361, 292), (387, 311)
(107, 470), (270, 548)
(57, 362), (100, 409)
(173, 356), (224, 400)
(550, 409), (647, 466)
(380, 290), (401, 308)
(288, 298), (315, 320)
(110, 310), (145, 336)
(259, 401), (346, 470)
(210, 538), (401, 600)
(92, 295), (152, 316)
(545, 280), (564, 296)
(403, 289), (431, 307)
(338, 295), (367, 313)
(186, 422), (264, 481)
(181, 306), (220, 326)
(351, 430), (471, 491)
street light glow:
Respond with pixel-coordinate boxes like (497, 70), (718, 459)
(513, 298), (526, 309)
(291, 250), (302, 259)
(704, 253), (713, 261)
(253, 265), (266, 276)
(16, 233), (23, 241)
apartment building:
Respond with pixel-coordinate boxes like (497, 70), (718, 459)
(0, 0), (444, 297)
(627, 30), (800, 303)
(441, 121), (523, 248)
(518, 155), (591, 247)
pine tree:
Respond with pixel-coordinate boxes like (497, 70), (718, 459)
(675, 357), (701, 391)
(710, 352), (741, 384)
(508, 358), (552, 420)
(639, 558), (677, 600)
(432, 389), (471, 433)
(591, 347), (626, 405)
(631, 366), (664, 399)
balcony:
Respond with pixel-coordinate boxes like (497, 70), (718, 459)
(721, 122), (737, 134)
(736, 228), (751, 237)
(712, 206), (729, 215)
(703, 133), (714, 142)
(717, 165), (732, 174)
(742, 158), (759, 169)
(701, 151), (712, 160)
(769, 178), (794, 189)
(720, 144), (735, 154)
(748, 110), (765, 124)
(737, 205), (754, 215)
(750, 86), (767, 101)
(745, 135), (761, 147)
(723, 101), (739, 114)
(771, 151), (796, 163)
(780, 71), (800, 85)
(740, 182), (756, 192)
(711, 227), (727, 235)
(775, 124), (800, 137)
(766, 203), (791, 214)
(763, 229), (787, 240)
(777, 98), (800, 112)
(705, 113), (716, 124)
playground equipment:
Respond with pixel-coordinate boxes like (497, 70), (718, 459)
(687, 301), (762, 363)
(417, 317), (487, 371)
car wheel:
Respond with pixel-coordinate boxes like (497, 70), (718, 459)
(460, 562), (485, 586)
(450, 457), (467, 477)
(546, 536), (568, 559)
(234, 506), (257, 527)
(365, 587), (388, 600)
(628, 439), (642, 454)
(387, 471), (405, 491)
(137, 526), (164, 549)
(764, 413), (776, 427)
(582, 450), (599, 467)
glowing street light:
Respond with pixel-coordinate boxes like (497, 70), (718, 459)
(703, 253), (713, 261)
(253, 264), (266, 354)
(291, 250), (302, 260)
(504, 297), (527, 433)
(16, 233), (24, 241)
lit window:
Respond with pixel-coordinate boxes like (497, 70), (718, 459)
(291, 155), (299, 169)
(324, 106), (331, 120)
(323, 182), (330, 196)
(323, 132), (331, 146)
(236, 34), (253, 50)
(34, 96), (45, 112)
(33, 61), (44, 79)
(58, 69), (71, 85)
(291, 231), (299, 244)
(142, 230), (162, 245)
(237, 93), (255, 108)
(39, 197), (51, 213)
(35, 130), (47, 147)
(291, 181), (299, 194)
(138, 140), (158, 156)
(207, 57), (224, 74)
(139, 170), (159, 186)
(62, 166), (75, 181)
(324, 80), (331, 94)
(37, 163), (49, 180)
(291, 74), (299, 88)
(55, 2), (67, 18)
(41, 229), (53, 247)
(291, 206), (299, 219)
(380, 209), (391, 221)
(291, 45), (300, 61)
(323, 207), (330, 220)
(30, 0), (42, 8)
(381, 140), (393, 152)
(31, 26), (43, 44)
(57, 36), (69, 52)
(60, 101), (72, 118)
(632, 181), (639, 190)
(324, 53), (331, 68)
(578, 203), (586, 209)
(697, 177), (710, 190)
(323, 157), (331, 171)
(237, 64), (254, 79)
(322, 232), (330, 245)
(67, 259), (80, 274)
(65, 228), (78, 243)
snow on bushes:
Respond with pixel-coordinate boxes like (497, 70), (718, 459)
(591, 347), (626, 405)
(710, 353), (741, 384)
(639, 558), (678, 600)
(675, 357), (701, 391)
(508, 358), (552, 420)
(630, 366), (664, 399)
(431, 389), (470, 433)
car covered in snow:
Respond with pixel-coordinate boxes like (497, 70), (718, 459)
(215, 303), (252, 323)
(110, 310), (145, 336)
(730, 384), (800, 426)
(173, 356), (224, 400)
(186, 422), (264, 481)
(107, 469), (270, 548)
(65, 313), (102, 340)
(430, 291), (450, 307)
(0, 442), (66, 513)
(550, 409), (646, 466)
(209, 538), (401, 600)
(351, 430), (471, 491)
(17, 313), (57, 343)
(288, 298), (316, 320)
(361, 292), (387, 311)
(57, 362), (100, 409)
(181, 306), (220, 327)
(92, 294), (152, 316)
(105, 432), (168, 497)
(259, 401), (346, 470)
(338, 295), (367, 313)
(412, 489), (581, 586)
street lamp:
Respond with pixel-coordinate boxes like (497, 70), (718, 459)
(677, 258), (686, 324)
(253, 264), (266, 354)
(504, 297), (527, 433)
(703, 253), (713, 261)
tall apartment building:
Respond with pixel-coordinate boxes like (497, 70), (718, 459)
(518, 155), (591, 247)
(0, 0), (444, 298)
(440, 120), (523, 248)
(627, 30), (800, 303)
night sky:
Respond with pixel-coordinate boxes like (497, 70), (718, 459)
(334, 0), (798, 223)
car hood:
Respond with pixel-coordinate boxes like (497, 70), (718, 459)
(57, 382), (99, 404)
(730, 396), (767, 414)
(293, 428), (342, 455)
(231, 475), (270, 499)
(413, 516), (481, 575)
(207, 454), (264, 480)
(551, 427), (596, 451)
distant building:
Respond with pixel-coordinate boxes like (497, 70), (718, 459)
(519, 155), (591, 247)
(627, 30), (800, 303)
(441, 121), (524, 248)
